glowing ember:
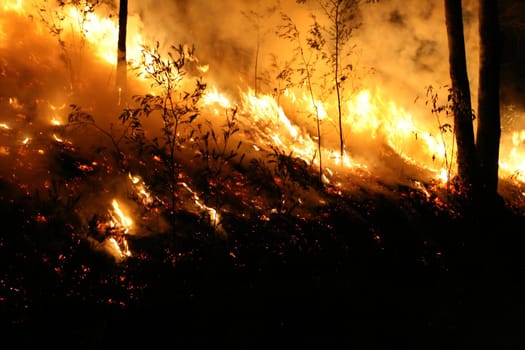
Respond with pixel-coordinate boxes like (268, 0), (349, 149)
(52, 134), (63, 143)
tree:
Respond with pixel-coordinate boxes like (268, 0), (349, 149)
(37, 0), (103, 94)
(476, 0), (501, 199)
(444, 0), (503, 210)
(318, 0), (360, 159)
(444, 0), (479, 197)
(117, 0), (128, 104)
(241, 5), (277, 95)
(277, 12), (325, 185)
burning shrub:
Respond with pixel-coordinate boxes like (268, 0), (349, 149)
(120, 42), (206, 224)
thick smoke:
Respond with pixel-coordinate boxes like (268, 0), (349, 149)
(125, 1), (479, 106)
(129, 0), (522, 107)
(357, 1), (476, 103)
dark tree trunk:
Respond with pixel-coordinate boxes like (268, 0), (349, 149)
(476, 0), (501, 198)
(444, 0), (479, 194)
(117, 0), (128, 103)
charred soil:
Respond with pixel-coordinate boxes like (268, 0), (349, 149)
(2, 175), (525, 349)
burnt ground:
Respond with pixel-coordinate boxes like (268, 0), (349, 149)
(2, 174), (525, 350)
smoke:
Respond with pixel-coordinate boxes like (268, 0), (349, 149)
(124, 1), (477, 102)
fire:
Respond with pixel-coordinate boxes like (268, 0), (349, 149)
(345, 89), (452, 177)
(98, 199), (133, 261)
(240, 89), (318, 165)
(110, 199), (133, 232)
(6, 0), (144, 67)
(198, 64), (209, 73)
(181, 181), (222, 228)
(9, 97), (23, 110)
(2, 0), (22, 13)
(436, 168), (450, 184)
(202, 87), (234, 110)
(2, 0), (525, 270)
(236, 87), (449, 182)
(499, 129), (525, 183)
(87, 173), (161, 262)
(0, 0), (463, 188)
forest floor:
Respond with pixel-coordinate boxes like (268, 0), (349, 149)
(2, 173), (525, 349)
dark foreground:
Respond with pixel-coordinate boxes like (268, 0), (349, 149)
(2, 184), (525, 349)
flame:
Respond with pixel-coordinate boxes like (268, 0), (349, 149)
(9, 97), (23, 110)
(100, 199), (134, 260)
(110, 199), (133, 231)
(181, 181), (221, 227)
(240, 89), (318, 164)
(67, 6), (144, 65)
(202, 87), (234, 110)
(436, 168), (450, 184)
(2, 0), (23, 13)
(7, 0), (144, 67)
(198, 64), (209, 73)
(499, 129), (525, 183)
(240, 87), (455, 182)
(345, 89), (452, 171)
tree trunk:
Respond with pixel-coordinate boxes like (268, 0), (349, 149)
(117, 0), (128, 104)
(476, 0), (501, 197)
(444, 0), (479, 194)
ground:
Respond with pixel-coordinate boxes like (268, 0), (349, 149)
(2, 176), (525, 349)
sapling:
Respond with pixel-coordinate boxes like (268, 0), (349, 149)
(425, 84), (457, 191)
(192, 105), (245, 229)
(120, 43), (206, 224)
(277, 12), (325, 185)
(37, 0), (108, 93)
(317, 0), (361, 160)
